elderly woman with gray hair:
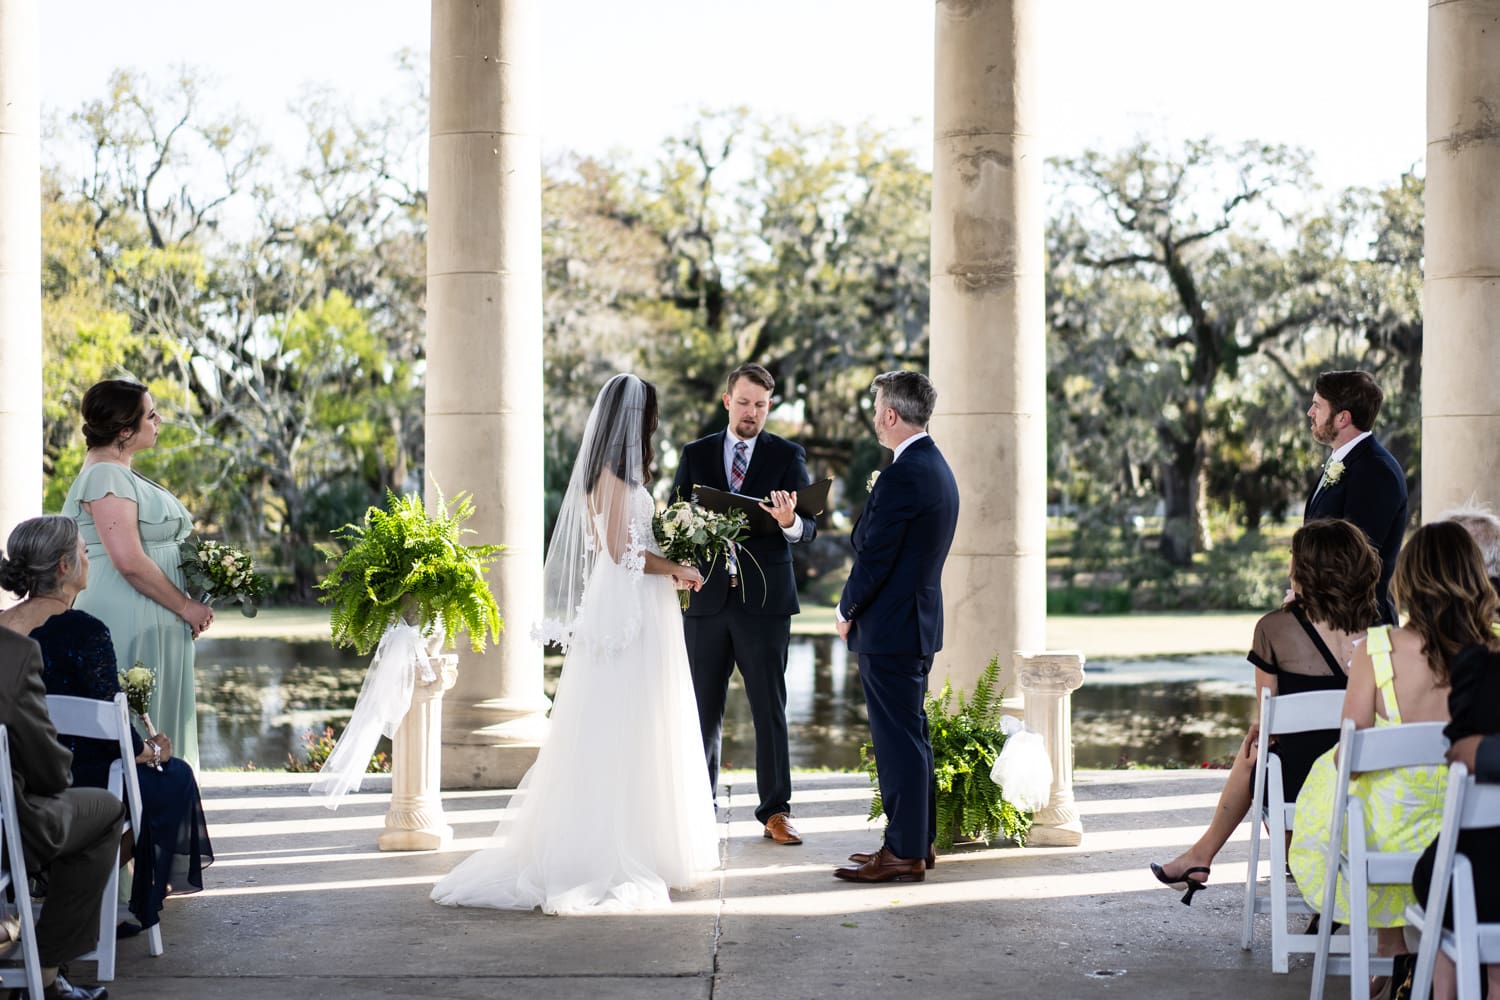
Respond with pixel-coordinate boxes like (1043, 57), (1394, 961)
(0, 515), (212, 935)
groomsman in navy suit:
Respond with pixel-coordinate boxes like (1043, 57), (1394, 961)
(672, 363), (816, 846)
(1303, 370), (1408, 623)
(834, 371), (959, 884)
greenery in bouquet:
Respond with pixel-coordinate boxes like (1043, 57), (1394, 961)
(652, 500), (751, 609)
(318, 489), (504, 656)
(859, 655), (1032, 850)
(179, 538), (266, 617)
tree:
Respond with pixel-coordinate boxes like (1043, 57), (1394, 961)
(1050, 139), (1338, 564)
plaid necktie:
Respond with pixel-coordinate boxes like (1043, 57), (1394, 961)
(730, 440), (748, 492)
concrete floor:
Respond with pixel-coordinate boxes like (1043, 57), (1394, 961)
(72, 769), (1327, 1000)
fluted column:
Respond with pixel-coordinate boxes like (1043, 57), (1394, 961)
(428, 0), (549, 789)
(1423, 0), (1500, 516)
(379, 654), (458, 851)
(1016, 650), (1084, 846)
(930, 0), (1046, 697)
(0, 0), (42, 554)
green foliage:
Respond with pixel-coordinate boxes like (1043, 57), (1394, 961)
(859, 656), (1032, 849)
(285, 725), (390, 774)
(318, 490), (504, 655)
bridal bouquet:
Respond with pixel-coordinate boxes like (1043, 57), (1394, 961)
(653, 500), (750, 609)
(119, 661), (162, 770)
(180, 538), (265, 617)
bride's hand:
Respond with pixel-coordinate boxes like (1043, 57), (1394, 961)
(673, 563), (704, 592)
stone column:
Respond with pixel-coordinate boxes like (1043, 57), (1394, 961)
(930, 0), (1046, 699)
(1423, 0), (1500, 517)
(0, 0), (42, 552)
(380, 654), (458, 851)
(1016, 650), (1084, 846)
(428, 0), (550, 789)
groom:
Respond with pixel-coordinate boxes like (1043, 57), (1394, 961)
(672, 363), (816, 846)
(1304, 369), (1408, 623)
(834, 371), (959, 884)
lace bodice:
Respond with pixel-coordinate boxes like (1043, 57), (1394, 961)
(589, 485), (659, 576)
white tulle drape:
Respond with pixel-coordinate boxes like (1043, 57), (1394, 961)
(310, 620), (433, 806)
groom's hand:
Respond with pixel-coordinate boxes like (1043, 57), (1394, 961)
(760, 490), (798, 529)
(836, 619), (851, 642)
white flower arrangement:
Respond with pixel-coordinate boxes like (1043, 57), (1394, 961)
(180, 538), (265, 616)
(1324, 460), (1345, 485)
(866, 470), (881, 493)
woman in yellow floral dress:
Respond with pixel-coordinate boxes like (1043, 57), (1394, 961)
(1290, 521), (1500, 989)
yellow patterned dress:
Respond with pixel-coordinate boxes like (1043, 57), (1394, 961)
(1288, 626), (1448, 926)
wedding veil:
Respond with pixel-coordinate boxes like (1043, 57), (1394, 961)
(533, 373), (656, 651)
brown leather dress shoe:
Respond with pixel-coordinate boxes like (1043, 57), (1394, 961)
(849, 845), (936, 869)
(833, 846), (926, 883)
(763, 813), (803, 845)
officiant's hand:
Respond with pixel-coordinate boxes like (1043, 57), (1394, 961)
(760, 490), (798, 529)
(673, 563), (704, 592)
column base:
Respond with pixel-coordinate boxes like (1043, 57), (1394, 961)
(441, 741), (542, 789)
(378, 819), (454, 852)
(1026, 817), (1083, 847)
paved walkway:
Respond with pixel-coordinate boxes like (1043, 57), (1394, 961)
(91, 770), (1324, 999)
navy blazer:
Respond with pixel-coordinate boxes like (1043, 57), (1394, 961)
(839, 436), (960, 657)
(1304, 434), (1407, 621)
(670, 430), (816, 617)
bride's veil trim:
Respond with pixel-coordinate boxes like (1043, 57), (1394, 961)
(532, 373), (652, 653)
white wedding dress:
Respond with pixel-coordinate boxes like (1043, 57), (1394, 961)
(431, 485), (718, 914)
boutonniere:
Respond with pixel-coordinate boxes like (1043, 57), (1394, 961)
(1324, 460), (1345, 485)
(866, 470), (880, 493)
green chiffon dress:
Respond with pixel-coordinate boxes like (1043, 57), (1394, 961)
(62, 462), (199, 769)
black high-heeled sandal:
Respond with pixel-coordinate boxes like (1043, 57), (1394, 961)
(1150, 862), (1210, 906)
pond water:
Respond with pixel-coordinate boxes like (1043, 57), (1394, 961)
(194, 636), (1257, 772)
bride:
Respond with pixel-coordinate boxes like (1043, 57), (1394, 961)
(431, 373), (719, 914)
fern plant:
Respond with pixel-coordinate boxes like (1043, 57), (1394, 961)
(859, 655), (1033, 849)
(318, 489), (504, 656)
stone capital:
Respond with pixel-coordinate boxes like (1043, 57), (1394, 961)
(1013, 650), (1085, 695)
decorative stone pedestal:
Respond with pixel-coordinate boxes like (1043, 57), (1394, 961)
(1015, 650), (1086, 847)
(379, 654), (460, 852)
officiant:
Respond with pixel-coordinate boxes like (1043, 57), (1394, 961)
(671, 363), (816, 846)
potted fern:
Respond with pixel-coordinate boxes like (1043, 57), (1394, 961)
(319, 490), (504, 656)
(311, 490), (504, 850)
(859, 655), (1033, 850)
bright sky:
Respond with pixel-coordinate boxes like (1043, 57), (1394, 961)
(40, 0), (1426, 192)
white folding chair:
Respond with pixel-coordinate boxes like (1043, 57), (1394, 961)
(1404, 764), (1500, 1000)
(0, 725), (45, 999)
(1241, 687), (1349, 973)
(45, 693), (164, 980)
(1310, 719), (1450, 1000)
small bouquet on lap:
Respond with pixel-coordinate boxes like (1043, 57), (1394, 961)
(179, 538), (266, 617)
(119, 661), (162, 770)
(653, 501), (750, 609)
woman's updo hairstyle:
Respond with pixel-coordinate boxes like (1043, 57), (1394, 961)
(81, 379), (150, 449)
(0, 516), (82, 599)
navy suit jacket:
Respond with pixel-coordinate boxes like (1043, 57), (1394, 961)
(839, 436), (960, 657)
(670, 430), (815, 617)
(1304, 434), (1407, 622)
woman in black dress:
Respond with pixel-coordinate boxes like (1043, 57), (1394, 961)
(1410, 639), (1500, 1000)
(0, 515), (213, 932)
(1149, 519), (1382, 903)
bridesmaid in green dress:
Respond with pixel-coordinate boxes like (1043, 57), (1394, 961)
(60, 380), (216, 769)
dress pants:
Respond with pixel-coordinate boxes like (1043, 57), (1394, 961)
(858, 652), (937, 860)
(683, 603), (792, 824)
(34, 786), (125, 967)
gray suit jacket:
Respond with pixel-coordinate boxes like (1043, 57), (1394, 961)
(0, 625), (77, 868)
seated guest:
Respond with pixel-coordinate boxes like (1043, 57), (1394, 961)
(0, 623), (119, 1000)
(0, 516), (213, 934)
(1444, 502), (1500, 600)
(1290, 522), (1498, 997)
(1408, 638), (1500, 998)
(1150, 519), (1381, 903)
